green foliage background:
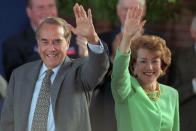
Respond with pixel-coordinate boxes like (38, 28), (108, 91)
(57, 0), (186, 25)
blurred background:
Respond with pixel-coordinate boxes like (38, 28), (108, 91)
(0, 0), (196, 78)
(58, 0), (196, 51)
(0, 0), (196, 130)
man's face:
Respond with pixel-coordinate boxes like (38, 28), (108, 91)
(26, 0), (58, 28)
(38, 23), (70, 69)
(117, 0), (145, 26)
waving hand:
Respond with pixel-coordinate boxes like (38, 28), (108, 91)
(119, 5), (146, 53)
(66, 3), (99, 44)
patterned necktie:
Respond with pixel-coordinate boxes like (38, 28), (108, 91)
(31, 69), (54, 131)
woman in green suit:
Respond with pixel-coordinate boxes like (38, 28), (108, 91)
(111, 5), (179, 131)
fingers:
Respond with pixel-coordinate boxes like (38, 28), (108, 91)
(73, 3), (88, 18)
(73, 3), (80, 19)
(127, 5), (143, 20)
(126, 9), (131, 21)
(88, 9), (93, 24)
(139, 20), (146, 28)
(66, 23), (76, 34)
(123, 5), (146, 38)
(137, 7), (143, 21)
(80, 5), (87, 18)
(133, 5), (141, 20)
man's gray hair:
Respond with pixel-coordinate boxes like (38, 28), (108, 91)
(36, 17), (71, 41)
(118, 0), (146, 7)
(191, 16), (196, 31)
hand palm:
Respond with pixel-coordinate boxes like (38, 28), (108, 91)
(75, 14), (94, 38)
(123, 6), (145, 38)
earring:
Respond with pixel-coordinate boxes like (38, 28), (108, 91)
(133, 70), (137, 77)
(160, 69), (163, 76)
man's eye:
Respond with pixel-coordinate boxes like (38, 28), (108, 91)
(49, 4), (55, 9)
(54, 40), (63, 44)
(42, 41), (48, 44)
(40, 41), (48, 45)
(38, 6), (44, 10)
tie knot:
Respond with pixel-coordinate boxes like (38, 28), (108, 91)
(45, 69), (54, 78)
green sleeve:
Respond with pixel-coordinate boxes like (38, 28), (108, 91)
(172, 91), (180, 131)
(111, 48), (132, 102)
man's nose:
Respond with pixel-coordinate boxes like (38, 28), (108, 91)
(48, 42), (55, 51)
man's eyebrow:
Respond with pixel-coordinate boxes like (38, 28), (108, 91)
(40, 38), (48, 41)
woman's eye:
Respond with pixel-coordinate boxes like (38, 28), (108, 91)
(152, 59), (160, 63)
(140, 60), (146, 63)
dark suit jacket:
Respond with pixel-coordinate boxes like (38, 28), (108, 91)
(168, 45), (196, 131)
(2, 26), (80, 81)
(0, 45), (109, 131)
(2, 26), (39, 81)
(99, 28), (120, 56)
(90, 61), (116, 131)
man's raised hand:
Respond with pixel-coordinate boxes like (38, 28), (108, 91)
(66, 3), (99, 44)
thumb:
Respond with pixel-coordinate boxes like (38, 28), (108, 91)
(139, 20), (146, 29)
(66, 23), (76, 34)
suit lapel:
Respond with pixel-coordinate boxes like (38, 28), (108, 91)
(21, 60), (42, 129)
(51, 57), (72, 112)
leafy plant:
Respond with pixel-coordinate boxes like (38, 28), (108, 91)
(145, 0), (182, 23)
(57, 0), (183, 25)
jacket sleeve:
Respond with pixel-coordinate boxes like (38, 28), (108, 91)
(172, 91), (180, 131)
(111, 48), (132, 102)
(0, 72), (15, 131)
(80, 40), (110, 91)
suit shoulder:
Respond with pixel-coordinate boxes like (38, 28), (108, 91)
(2, 27), (34, 48)
(175, 46), (193, 56)
(174, 46), (194, 61)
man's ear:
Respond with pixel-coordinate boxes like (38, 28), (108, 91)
(66, 37), (71, 46)
(116, 5), (121, 20)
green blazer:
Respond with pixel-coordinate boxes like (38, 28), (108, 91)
(111, 49), (179, 131)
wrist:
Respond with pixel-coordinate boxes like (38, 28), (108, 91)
(118, 33), (134, 54)
(119, 44), (130, 54)
(122, 33), (133, 42)
(87, 32), (99, 44)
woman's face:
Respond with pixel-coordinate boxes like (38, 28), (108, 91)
(133, 48), (162, 86)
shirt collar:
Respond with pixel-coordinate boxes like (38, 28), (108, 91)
(39, 63), (62, 79)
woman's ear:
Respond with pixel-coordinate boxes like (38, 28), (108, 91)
(132, 63), (137, 77)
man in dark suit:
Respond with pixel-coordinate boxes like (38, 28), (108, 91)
(99, 0), (146, 56)
(0, 4), (109, 131)
(2, 0), (80, 81)
(168, 16), (196, 131)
